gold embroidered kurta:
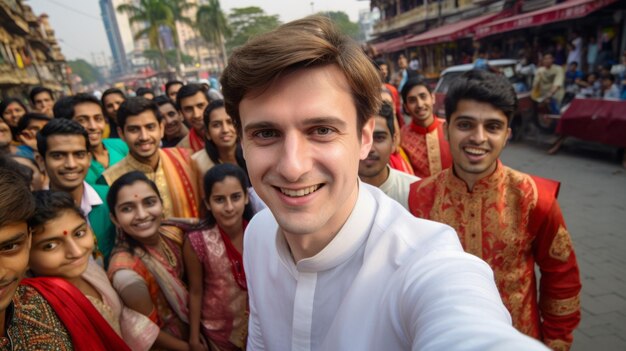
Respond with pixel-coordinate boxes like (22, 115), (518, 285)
(409, 162), (581, 350)
(100, 148), (199, 219)
(400, 117), (452, 179)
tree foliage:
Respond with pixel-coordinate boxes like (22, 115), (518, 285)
(319, 11), (361, 41)
(117, 0), (194, 72)
(226, 7), (280, 53)
(68, 59), (102, 85)
(196, 0), (231, 65)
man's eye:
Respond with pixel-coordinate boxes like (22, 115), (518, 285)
(0, 243), (19, 253)
(254, 130), (278, 139)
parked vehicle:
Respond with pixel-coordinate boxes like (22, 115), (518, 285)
(432, 59), (537, 138)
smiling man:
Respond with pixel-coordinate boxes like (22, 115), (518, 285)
(358, 101), (419, 210)
(176, 83), (211, 152)
(0, 167), (74, 349)
(100, 97), (199, 219)
(154, 95), (188, 148)
(29, 86), (55, 117)
(409, 70), (581, 350)
(400, 78), (452, 178)
(37, 118), (116, 262)
(57, 93), (129, 185)
(221, 15), (547, 351)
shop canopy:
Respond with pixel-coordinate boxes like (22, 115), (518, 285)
(405, 12), (503, 47)
(474, 0), (618, 39)
(371, 34), (413, 54)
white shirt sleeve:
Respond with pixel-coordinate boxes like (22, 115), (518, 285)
(398, 250), (549, 351)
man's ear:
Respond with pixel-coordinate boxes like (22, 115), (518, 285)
(117, 127), (124, 141)
(443, 120), (449, 141)
(359, 117), (376, 160)
(34, 152), (45, 172)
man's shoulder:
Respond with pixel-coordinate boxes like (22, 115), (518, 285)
(103, 138), (129, 154)
(365, 184), (460, 252)
(10, 285), (73, 348)
(386, 167), (420, 191)
(177, 134), (191, 149)
(100, 156), (131, 185)
(411, 169), (448, 192)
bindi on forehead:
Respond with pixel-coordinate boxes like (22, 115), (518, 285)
(63, 230), (68, 236)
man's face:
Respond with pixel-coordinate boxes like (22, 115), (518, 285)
(120, 110), (164, 164)
(239, 65), (374, 239)
(404, 84), (435, 127)
(158, 102), (184, 139)
(0, 222), (31, 314)
(379, 64), (389, 80)
(103, 93), (125, 122)
(0, 121), (12, 148)
(601, 78), (612, 90)
(445, 99), (510, 186)
(180, 91), (209, 134)
(206, 107), (236, 149)
(398, 55), (408, 69)
(358, 116), (393, 180)
(19, 118), (49, 150)
(29, 210), (94, 281)
(167, 83), (183, 102)
(44, 134), (90, 192)
(568, 63), (577, 72)
(34, 92), (54, 117)
(543, 54), (554, 68)
(72, 102), (106, 149)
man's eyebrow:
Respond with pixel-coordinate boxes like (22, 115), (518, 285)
(243, 121), (279, 133)
(0, 232), (28, 246)
(301, 117), (348, 129)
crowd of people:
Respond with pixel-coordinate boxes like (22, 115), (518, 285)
(1, 15), (582, 351)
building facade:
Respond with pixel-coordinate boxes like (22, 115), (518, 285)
(0, 0), (70, 99)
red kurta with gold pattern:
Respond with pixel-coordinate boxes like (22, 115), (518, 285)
(408, 162), (581, 351)
(400, 117), (452, 179)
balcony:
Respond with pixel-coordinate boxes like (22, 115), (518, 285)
(373, 0), (477, 35)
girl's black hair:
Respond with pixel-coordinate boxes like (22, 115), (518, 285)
(29, 191), (86, 232)
(202, 100), (249, 181)
(203, 163), (254, 227)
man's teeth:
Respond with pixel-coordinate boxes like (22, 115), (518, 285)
(281, 185), (320, 197)
(464, 147), (487, 155)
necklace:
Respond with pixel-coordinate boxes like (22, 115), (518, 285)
(160, 239), (177, 268)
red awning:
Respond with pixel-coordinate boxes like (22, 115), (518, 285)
(405, 12), (503, 47)
(475, 0), (618, 39)
(371, 34), (412, 54)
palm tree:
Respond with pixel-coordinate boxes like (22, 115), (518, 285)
(164, 0), (195, 76)
(117, 0), (174, 71)
(196, 0), (231, 68)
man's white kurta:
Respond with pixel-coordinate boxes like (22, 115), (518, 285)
(244, 182), (547, 351)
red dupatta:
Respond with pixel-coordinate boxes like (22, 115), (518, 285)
(21, 277), (131, 351)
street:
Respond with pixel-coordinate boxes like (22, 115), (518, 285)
(501, 137), (626, 350)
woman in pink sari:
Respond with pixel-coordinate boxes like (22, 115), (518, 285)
(184, 164), (253, 351)
(107, 171), (190, 350)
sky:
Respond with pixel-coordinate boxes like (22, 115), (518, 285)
(25, 0), (371, 63)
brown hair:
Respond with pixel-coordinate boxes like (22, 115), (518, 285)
(221, 15), (381, 133)
(0, 167), (35, 227)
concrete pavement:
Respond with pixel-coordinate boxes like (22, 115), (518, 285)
(501, 137), (626, 350)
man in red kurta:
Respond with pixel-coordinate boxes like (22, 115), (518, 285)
(409, 70), (581, 351)
(400, 78), (452, 178)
